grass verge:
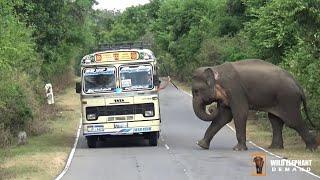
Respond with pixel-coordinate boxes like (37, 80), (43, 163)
(0, 87), (80, 180)
(172, 78), (320, 175)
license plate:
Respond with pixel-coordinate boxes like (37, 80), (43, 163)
(114, 122), (128, 128)
(88, 125), (104, 132)
(134, 127), (151, 133)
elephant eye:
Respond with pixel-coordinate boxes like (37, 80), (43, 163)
(194, 89), (199, 95)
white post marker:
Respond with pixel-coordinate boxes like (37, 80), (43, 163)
(45, 83), (54, 104)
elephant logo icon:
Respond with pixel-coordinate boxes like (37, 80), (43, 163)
(251, 153), (266, 176)
(254, 156), (264, 174)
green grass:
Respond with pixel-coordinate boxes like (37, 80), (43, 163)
(0, 88), (80, 180)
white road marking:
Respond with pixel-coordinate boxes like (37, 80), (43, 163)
(181, 90), (192, 97)
(165, 144), (170, 150)
(226, 124), (236, 133)
(55, 118), (82, 180)
(182, 88), (320, 179)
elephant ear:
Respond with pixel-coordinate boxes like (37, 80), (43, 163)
(204, 68), (216, 91)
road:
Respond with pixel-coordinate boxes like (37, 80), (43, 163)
(62, 84), (319, 180)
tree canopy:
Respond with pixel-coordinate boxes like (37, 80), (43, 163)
(0, 0), (319, 146)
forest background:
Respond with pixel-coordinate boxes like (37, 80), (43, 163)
(0, 0), (319, 147)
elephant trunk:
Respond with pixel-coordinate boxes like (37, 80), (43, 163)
(192, 97), (218, 121)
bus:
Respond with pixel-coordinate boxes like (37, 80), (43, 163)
(76, 43), (161, 148)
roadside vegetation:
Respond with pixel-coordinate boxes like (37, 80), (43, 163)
(0, 88), (80, 179)
(1, 0), (320, 178)
(0, 0), (94, 178)
(0, 0), (95, 147)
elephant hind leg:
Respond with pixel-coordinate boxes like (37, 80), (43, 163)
(279, 111), (318, 151)
(268, 113), (284, 149)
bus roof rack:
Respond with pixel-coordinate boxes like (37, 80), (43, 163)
(96, 42), (151, 51)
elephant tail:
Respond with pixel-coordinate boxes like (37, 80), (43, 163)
(301, 92), (316, 128)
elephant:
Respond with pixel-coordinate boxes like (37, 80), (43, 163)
(192, 59), (319, 151)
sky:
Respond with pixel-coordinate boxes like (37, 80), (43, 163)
(93, 0), (150, 11)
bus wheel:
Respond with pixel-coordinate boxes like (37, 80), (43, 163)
(149, 132), (158, 146)
(86, 136), (97, 148)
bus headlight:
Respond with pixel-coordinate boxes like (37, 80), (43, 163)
(87, 114), (97, 120)
(144, 110), (154, 117)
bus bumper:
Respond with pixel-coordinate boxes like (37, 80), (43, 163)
(83, 119), (160, 136)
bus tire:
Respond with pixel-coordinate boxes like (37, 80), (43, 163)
(149, 132), (158, 146)
(87, 136), (97, 148)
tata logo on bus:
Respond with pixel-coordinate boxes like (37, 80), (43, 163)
(114, 99), (125, 103)
(95, 51), (140, 62)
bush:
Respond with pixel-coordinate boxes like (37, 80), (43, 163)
(0, 123), (12, 148)
(197, 35), (256, 66)
(0, 75), (32, 134)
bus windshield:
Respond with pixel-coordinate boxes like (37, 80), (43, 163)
(120, 65), (153, 91)
(83, 67), (116, 93)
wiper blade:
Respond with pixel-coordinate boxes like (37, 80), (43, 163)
(92, 88), (113, 92)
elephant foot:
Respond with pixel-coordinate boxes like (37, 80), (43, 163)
(232, 143), (248, 151)
(306, 143), (318, 152)
(196, 139), (210, 149)
(268, 144), (284, 149)
(305, 137), (319, 152)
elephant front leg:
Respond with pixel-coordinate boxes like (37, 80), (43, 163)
(255, 166), (260, 174)
(197, 107), (233, 149)
(232, 110), (248, 151)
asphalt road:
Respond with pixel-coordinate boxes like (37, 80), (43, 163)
(62, 84), (319, 180)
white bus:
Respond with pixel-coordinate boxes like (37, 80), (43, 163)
(76, 44), (161, 148)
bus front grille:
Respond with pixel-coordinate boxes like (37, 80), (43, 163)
(86, 103), (154, 118)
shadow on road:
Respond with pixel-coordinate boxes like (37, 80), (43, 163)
(77, 135), (154, 149)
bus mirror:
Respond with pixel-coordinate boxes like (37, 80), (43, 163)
(153, 75), (160, 86)
(75, 82), (81, 93)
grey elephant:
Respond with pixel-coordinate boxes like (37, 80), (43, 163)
(192, 59), (319, 151)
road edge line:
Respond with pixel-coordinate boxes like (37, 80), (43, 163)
(182, 89), (320, 179)
(165, 144), (170, 150)
(55, 118), (82, 180)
